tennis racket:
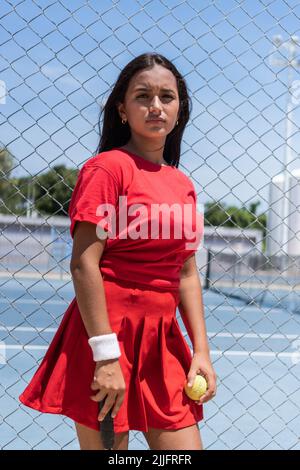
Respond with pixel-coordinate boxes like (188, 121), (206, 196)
(99, 398), (115, 450)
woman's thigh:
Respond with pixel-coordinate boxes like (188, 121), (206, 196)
(74, 421), (129, 450)
(143, 423), (203, 450)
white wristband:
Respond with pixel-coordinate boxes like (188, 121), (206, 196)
(88, 333), (121, 362)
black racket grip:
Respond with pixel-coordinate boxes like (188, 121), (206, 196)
(99, 399), (115, 450)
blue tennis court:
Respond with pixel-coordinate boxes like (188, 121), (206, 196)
(1, 275), (299, 450)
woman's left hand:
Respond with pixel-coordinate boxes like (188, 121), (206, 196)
(186, 352), (217, 405)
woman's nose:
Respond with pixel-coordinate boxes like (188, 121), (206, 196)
(149, 96), (162, 110)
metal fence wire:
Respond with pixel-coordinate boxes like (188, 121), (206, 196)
(1, 0), (300, 451)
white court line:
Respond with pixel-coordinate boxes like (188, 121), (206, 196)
(207, 332), (300, 340)
(0, 344), (298, 359)
(0, 326), (57, 332)
(206, 304), (275, 313)
(0, 345), (48, 350)
(209, 350), (298, 358)
(0, 299), (67, 305)
(0, 326), (299, 340)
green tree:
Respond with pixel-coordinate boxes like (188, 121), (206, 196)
(204, 200), (267, 250)
(0, 147), (21, 214)
(0, 158), (79, 216)
(33, 164), (78, 216)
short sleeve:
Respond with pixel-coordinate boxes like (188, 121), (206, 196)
(68, 162), (120, 239)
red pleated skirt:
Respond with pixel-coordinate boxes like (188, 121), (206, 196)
(19, 277), (204, 433)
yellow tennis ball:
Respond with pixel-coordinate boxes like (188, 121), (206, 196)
(184, 375), (207, 400)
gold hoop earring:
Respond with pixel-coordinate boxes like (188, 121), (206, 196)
(122, 118), (127, 125)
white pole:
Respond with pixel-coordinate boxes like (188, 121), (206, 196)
(269, 36), (300, 269)
(282, 64), (293, 256)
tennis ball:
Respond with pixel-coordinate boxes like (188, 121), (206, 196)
(184, 375), (207, 400)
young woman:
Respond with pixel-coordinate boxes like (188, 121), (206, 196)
(19, 52), (217, 450)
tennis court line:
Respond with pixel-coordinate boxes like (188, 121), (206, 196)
(1, 326), (299, 340)
(206, 304), (282, 313)
(0, 326), (299, 341)
(0, 344), (298, 359)
(208, 332), (300, 340)
(0, 299), (67, 305)
(0, 272), (71, 280)
(210, 280), (300, 292)
(0, 326), (57, 332)
(209, 350), (299, 358)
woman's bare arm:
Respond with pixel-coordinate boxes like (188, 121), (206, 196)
(178, 254), (217, 402)
(178, 254), (210, 355)
(70, 221), (112, 338)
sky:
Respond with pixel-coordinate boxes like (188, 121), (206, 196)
(1, 0), (300, 213)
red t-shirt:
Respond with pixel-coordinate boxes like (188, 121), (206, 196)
(68, 148), (204, 291)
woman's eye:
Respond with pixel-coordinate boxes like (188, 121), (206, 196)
(137, 94), (173, 99)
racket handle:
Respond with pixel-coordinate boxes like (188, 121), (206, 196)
(99, 399), (115, 450)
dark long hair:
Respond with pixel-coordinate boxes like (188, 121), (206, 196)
(95, 52), (192, 168)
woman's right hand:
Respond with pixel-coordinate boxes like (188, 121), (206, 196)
(90, 358), (126, 421)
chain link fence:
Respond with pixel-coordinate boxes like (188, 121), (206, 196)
(1, 0), (300, 450)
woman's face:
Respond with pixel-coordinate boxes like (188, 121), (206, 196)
(117, 64), (180, 141)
